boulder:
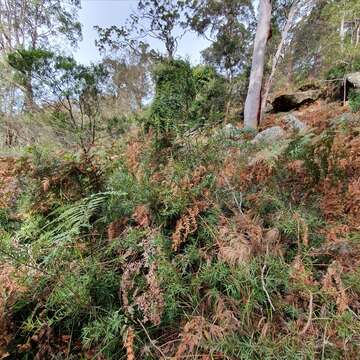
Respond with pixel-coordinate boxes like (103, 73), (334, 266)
(223, 123), (237, 137)
(251, 126), (286, 145)
(283, 113), (307, 132)
(346, 72), (360, 88)
(271, 89), (322, 113)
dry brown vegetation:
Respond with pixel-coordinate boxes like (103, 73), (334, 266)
(1, 100), (360, 359)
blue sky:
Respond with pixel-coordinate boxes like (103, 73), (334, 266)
(74, 0), (211, 65)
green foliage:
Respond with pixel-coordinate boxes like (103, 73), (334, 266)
(146, 60), (230, 146)
(326, 58), (360, 80)
(191, 65), (226, 123)
(349, 89), (360, 113)
(7, 48), (53, 83)
(2, 83), (360, 360)
(81, 310), (127, 357)
(148, 59), (195, 141)
(8, 50), (108, 152)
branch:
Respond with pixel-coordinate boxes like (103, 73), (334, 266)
(261, 264), (276, 312)
(299, 291), (313, 336)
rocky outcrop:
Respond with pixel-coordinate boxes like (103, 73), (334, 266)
(271, 89), (322, 113)
(251, 126), (285, 145)
(346, 72), (360, 88)
(283, 113), (307, 132)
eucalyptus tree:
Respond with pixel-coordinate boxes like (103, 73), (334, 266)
(7, 49), (107, 153)
(0, 0), (81, 110)
(187, 0), (255, 120)
(96, 0), (186, 60)
(101, 45), (154, 114)
(244, 0), (272, 129)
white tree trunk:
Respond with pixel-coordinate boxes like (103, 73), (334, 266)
(260, 0), (300, 120)
(340, 13), (346, 49)
(244, 0), (272, 129)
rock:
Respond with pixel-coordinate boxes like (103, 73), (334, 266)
(219, 124), (256, 140)
(217, 123), (239, 138)
(271, 89), (322, 112)
(223, 123), (236, 136)
(283, 113), (307, 131)
(346, 72), (360, 88)
(251, 126), (286, 145)
(264, 102), (274, 114)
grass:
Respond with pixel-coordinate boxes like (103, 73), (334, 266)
(0, 104), (360, 359)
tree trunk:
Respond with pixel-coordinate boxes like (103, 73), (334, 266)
(23, 76), (35, 111)
(340, 13), (345, 49)
(260, 0), (299, 120)
(244, 0), (272, 129)
(224, 74), (234, 124)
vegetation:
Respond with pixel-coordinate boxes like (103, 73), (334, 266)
(1, 0), (360, 359)
(349, 89), (360, 113)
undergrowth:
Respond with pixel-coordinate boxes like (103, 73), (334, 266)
(0, 105), (360, 359)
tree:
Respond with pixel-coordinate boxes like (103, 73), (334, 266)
(8, 50), (107, 153)
(96, 0), (186, 60)
(322, 0), (360, 69)
(101, 46), (153, 114)
(0, 0), (81, 110)
(187, 0), (255, 121)
(280, 2), (327, 83)
(272, 0), (360, 88)
(260, 0), (305, 118)
(244, 0), (272, 129)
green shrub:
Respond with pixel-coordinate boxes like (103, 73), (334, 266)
(326, 58), (360, 80)
(326, 64), (347, 80)
(349, 89), (360, 113)
(191, 65), (226, 124)
(148, 59), (195, 143)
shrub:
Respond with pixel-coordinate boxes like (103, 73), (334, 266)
(349, 89), (360, 113)
(191, 65), (226, 124)
(148, 59), (195, 143)
(326, 58), (360, 80)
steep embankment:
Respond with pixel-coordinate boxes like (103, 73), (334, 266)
(0, 100), (360, 359)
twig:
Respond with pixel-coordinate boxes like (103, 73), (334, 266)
(261, 264), (276, 312)
(137, 320), (167, 359)
(299, 291), (313, 336)
(321, 322), (328, 360)
(223, 176), (243, 214)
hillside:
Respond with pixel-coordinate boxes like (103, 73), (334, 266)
(2, 1), (360, 358)
(1, 99), (360, 359)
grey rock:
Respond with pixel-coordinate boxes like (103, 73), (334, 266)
(219, 124), (257, 140)
(283, 113), (307, 131)
(223, 123), (236, 134)
(271, 89), (322, 112)
(346, 72), (360, 87)
(264, 102), (274, 114)
(251, 126), (286, 145)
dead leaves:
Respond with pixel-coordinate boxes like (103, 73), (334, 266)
(132, 205), (151, 228)
(172, 199), (209, 251)
(135, 264), (164, 326)
(217, 214), (282, 266)
(0, 265), (27, 356)
(322, 261), (349, 314)
(217, 215), (252, 265)
(175, 316), (225, 359)
(124, 327), (135, 360)
(107, 217), (128, 240)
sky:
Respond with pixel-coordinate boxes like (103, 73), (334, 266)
(74, 0), (211, 65)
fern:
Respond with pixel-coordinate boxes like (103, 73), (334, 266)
(43, 191), (125, 243)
